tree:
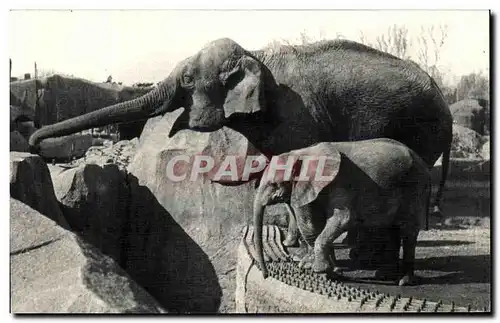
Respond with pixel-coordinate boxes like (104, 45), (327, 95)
(360, 25), (411, 60)
(37, 68), (57, 77)
(456, 72), (489, 101)
(359, 24), (449, 89)
(415, 25), (448, 88)
(440, 85), (459, 106)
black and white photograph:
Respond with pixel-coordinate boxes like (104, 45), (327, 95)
(7, 8), (491, 314)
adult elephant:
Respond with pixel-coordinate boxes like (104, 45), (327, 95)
(29, 38), (452, 215)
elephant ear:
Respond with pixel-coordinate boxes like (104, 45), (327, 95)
(291, 151), (342, 208)
(261, 152), (301, 185)
(223, 55), (266, 118)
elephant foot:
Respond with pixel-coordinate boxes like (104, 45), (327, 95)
(298, 252), (315, 270)
(431, 205), (444, 218)
(290, 244), (309, 262)
(283, 232), (299, 247)
(312, 254), (331, 273)
(398, 274), (418, 286)
(349, 247), (360, 262)
(312, 248), (342, 274)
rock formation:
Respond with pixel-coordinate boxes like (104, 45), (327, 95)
(10, 199), (166, 313)
(10, 152), (165, 313)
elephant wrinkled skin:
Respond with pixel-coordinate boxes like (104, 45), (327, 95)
(252, 139), (432, 286)
(28, 38), (452, 214)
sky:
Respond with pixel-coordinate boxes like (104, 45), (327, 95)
(9, 10), (490, 85)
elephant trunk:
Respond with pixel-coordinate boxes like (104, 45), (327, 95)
(28, 74), (179, 148)
(253, 197), (268, 279)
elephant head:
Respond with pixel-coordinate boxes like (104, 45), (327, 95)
(252, 143), (342, 278)
(28, 38), (277, 151)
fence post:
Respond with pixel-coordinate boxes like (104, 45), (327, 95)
(34, 62), (39, 126)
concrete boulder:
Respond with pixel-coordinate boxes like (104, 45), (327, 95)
(450, 99), (488, 135)
(10, 198), (165, 314)
(10, 130), (29, 152)
(15, 120), (37, 139)
(451, 124), (485, 159)
(10, 103), (34, 125)
(11, 74), (152, 127)
(38, 134), (95, 161)
(49, 162), (129, 265)
(10, 104), (37, 152)
(10, 152), (68, 228)
(236, 225), (485, 313)
(80, 139), (139, 170)
(481, 139), (490, 160)
(10, 79), (40, 121)
(125, 109), (283, 312)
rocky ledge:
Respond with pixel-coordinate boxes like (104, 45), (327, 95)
(10, 198), (166, 313)
(10, 152), (166, 314)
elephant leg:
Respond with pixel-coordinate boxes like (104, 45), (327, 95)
(346, 227), (359, 246)
(354, 226), (382, 269)
(294, 204), (325, 269)
(283, 203), (300, 247)
(398, 228), (419, 286)
(373, 226), (402, 280)
(312, 208), (352, 274)
(347, 226), (365, 263)
(385, 226), (402, 265)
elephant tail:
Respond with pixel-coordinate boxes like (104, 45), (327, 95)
(425, 175), (432, 231)
(432, 128), (452, 216)
(428, 75), (453, 218)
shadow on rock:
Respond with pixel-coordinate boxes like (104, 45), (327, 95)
(76, 237), (166, 313)
(124, 174), (222, 313)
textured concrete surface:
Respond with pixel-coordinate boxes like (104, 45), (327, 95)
(10, 198), (166, 314)
(237, 225), (490, 313)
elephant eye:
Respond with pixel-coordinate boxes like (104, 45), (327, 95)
(182, 75), (194, 86)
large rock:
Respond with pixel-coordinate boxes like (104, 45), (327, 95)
(481, 139), (490, 160)
(79, 139), (139, 170)
(10, 79), (40, 120)
(450, 99), (488, 135)
(10, 152), (68, 228)
(451, 124), (485, 159)
(10, 104), (37, 152)
(31, 75), (151, 127)
(10, 198), (166, 313)
(125, 109), (278, 312)
(10, 104), (37, 153)
(10, 130), (29, 152)
(10, 75), (152, 134)
(49, 162), (129, 265)
(10, 103), (34, 125)
(15, 120), (37, 139)
(38, 134), (95, 161)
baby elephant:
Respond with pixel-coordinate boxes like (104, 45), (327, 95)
(253, 138), (431, 286)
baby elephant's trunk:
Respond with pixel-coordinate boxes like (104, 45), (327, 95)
(252, 198), (268, 278)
